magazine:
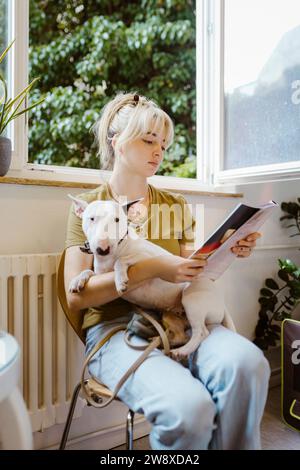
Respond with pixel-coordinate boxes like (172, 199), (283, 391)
(189, 200), (279, 280)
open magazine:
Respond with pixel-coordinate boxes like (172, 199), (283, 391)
(189, 200), (279, 280)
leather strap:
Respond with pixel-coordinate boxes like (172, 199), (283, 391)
(124, 306), (170, 355)
(80, 308), (170, 408)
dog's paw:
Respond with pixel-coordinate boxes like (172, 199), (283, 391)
(68, 270), (94, 293)
(170, 348), (189, 366)
(115, 279), (129, 294)
(170, 347), (189, 361)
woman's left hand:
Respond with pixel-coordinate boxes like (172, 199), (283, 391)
(231, 232), (262, 258)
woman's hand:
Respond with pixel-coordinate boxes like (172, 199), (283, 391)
(152, 255), (208, 283)
(231, 232), (262, 258)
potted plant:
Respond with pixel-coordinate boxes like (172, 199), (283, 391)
(254, 199), (300, 351)
(0, 39), (45, 176)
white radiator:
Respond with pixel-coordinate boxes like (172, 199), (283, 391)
(0, 254), (85, 432)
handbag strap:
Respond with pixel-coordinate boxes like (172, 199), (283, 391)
(80, 308), (170, 408)
(124, 306), (170, 355)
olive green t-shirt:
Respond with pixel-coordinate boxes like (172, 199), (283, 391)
(63, 181), (195, 331)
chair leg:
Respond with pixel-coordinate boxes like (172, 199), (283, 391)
(126, 409), (135, 450)
(59, 382), (82, 450)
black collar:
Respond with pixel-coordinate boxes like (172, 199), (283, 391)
(79, 229), (129, 254)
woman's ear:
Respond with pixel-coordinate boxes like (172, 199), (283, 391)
(112, 134), (123, 156)
(111, 134), (117, 150)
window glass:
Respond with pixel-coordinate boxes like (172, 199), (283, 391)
(224, 0), (300, 170)
(28, 0), (196, 178)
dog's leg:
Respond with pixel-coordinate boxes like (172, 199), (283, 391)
(171, 278), (224, 360)
(114, 259), (130, 293)
(222, 308), (236, 332)
(68, 269), (95, 293)
(114, 254), (150, 294)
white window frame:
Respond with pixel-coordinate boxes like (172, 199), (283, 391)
(11, 0), (299, 191)
(8, 0), (228, 193)
(212, 0), (300, 185)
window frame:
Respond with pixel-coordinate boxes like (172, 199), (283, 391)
(214, 0), (300, 185)
(9, 0), (299, 190)
(10, 0), (219, 192)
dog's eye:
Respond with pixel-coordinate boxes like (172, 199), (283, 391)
(115, 217), (119, 223)
(90, 217), (95, 222)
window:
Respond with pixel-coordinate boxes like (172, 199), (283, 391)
(27, 0), (196, 180)
(224, 0), (300, 171)
(0, 0), (10, 139)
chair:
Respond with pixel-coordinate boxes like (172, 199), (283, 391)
(57, 249), (136, 450)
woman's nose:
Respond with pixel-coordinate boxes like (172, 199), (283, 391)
(153, 145), (162, 158)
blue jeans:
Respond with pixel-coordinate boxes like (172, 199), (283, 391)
(85, 313), (270, 450)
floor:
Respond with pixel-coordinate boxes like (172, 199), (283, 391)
(113, 386), (300, 450)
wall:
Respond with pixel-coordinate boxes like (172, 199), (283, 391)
(1, 176), (300, 449)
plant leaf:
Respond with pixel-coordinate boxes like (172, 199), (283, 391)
(0, 39), (15, 65)
(265, 278), (279, 290)
(278, 269), (290, 282)
(8, 97), (46, 120)
(260, 288), (274, 297)
(1, 80), (43, 132)
(270, 324), (281, 332)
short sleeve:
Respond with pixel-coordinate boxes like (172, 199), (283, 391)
(177, 195), (196, 248)
(65, 200), (86, 249)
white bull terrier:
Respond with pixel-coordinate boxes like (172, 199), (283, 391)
(68, 195), (235, 359)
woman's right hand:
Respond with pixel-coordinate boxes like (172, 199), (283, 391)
(151, 255), (207, 283)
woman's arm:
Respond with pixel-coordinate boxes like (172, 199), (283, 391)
(65, 246), (159, 311)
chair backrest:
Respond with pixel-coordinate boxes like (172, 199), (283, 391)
(57, 249), (86, 344)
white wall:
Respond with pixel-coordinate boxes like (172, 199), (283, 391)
(1, 176), (300, 449)
(2, 177), (299, 341)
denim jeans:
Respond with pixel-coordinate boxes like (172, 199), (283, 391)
(85, 313), (270, 450)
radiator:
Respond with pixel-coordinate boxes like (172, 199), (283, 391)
(0, 254), (85, 432)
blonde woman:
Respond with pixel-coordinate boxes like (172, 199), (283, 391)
(63, 92), (270, 450)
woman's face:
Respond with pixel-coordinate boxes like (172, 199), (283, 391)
(118, 131), (167, 176)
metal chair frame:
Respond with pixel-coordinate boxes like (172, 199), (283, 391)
(59, 379), (135, 450)
(57, 251), (136, 450)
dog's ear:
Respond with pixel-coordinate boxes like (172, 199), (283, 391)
(121, 198), (144, 214)
(68, 194), (88, 219)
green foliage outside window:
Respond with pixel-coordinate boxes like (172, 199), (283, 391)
(28, 0), (196, 177)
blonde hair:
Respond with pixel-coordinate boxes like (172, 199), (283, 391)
(92, 91), (174, 170)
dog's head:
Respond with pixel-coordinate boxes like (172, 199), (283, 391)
(68, 195), (143, 257)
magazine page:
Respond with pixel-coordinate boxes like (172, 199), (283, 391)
(189, 200), (278, 280)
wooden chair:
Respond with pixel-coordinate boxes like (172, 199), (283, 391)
(56, 249), (136, 450)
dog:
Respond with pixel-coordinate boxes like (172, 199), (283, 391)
(67, 195), (236, 359)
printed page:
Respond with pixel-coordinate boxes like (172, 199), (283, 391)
(190, 201), (278, 280)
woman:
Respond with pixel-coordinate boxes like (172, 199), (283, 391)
(63, 92), (270, 450)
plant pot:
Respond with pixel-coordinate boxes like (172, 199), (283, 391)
(0, 136), (12, 176)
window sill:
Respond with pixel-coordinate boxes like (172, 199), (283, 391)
(1, 165), (243, 198)
(216, 161), (300, 185)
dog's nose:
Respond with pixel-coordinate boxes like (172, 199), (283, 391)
(96, 246), (110, 256)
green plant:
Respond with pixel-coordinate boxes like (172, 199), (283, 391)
(253, 199), (300, 350)
(28, 0), (196, 173)
(280, 199), (300, 238)
(0, 39), (45, 135)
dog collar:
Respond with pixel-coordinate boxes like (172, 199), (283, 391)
(79, 241), (93, 254)
(80, 230), (129, 254)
